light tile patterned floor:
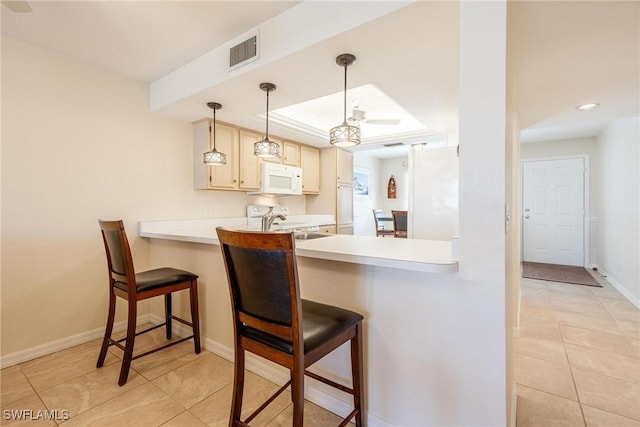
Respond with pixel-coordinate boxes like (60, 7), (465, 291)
(1, 270), (638, 426)
(516, 271), (640, 427)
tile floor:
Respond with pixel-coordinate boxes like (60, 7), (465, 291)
(1, 270), (638, 426)
(516, 271), (640, 427)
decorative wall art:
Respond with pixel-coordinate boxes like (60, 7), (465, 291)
(353, 167), (370, 198)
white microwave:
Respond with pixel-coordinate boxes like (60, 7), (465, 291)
(249, 162), (303, 196)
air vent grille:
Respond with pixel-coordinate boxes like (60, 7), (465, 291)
(229, 35), (257, 68)
(383, 142), (404, 147)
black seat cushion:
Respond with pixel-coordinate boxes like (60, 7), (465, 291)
(114, 267), (198, 293)
(243, 299), (363, 354)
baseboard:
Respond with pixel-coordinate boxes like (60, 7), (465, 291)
(0, 314), (152, 369)
(597, 267), (640, 309)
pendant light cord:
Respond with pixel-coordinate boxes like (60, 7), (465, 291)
(212, 108), (217, 151)
(265, 89), (270, 139)
(343, 63), (348, 124)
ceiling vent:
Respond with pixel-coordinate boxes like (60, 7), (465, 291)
(229, 32), (259, 70)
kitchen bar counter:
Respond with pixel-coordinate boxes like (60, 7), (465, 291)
(140, 219), (504, 425)
(139, 218), (458, 273)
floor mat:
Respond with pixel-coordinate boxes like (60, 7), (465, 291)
(522, 262), (602, 287)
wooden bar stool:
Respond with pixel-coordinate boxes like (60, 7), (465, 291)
(97, 219), (201, 386)
(372, 209), (394, 237)
(391, 210), (408, 238)
(216, 227), (365, 426)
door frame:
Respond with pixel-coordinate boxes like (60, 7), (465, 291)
(521, 154), (590, 267)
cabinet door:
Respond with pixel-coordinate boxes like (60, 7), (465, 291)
(238, 129), (262, 190)
(282, 141), (301, 166)
(337, 225), (353, 235)
(336, 148), (353, 185)
(300, 145), (320, 194)
(209, 123), (239, 189)
(318, 225), (336, 234)
(336, 184), (353, 225)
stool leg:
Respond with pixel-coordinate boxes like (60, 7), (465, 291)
(164, 294), (172, 339)
(97, 291), (116, 368)
(351, 323), (365, 427)
(291, 361), (305, 425)
(230, 345), (245, 427)
(118, 300), (137, 386)
(190, 280), (201, 354)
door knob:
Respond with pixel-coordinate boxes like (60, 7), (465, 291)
(525, 215), (530, 219)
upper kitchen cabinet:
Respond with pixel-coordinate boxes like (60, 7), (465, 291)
(193, 119), (320, 194)
(300, 145), (320, 194)
(193, 119), (239, 190)
(282, 141), (301, 166)
(336, 148), (353, 185)
(238, 129), (263, 190)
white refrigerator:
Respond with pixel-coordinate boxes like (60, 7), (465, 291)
(408, 146), (459, 240)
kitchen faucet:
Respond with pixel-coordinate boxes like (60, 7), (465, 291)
(261, 206), (287, 231)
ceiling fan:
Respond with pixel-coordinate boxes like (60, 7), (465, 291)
(347, 106), (400, 126)
(1, 0), (32, 13)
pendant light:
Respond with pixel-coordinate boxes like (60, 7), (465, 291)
(254, 82), (280, 158)
(329, 53), (361, 147)
(203, 102), (227, 166)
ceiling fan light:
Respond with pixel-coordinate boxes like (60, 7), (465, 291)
(254, 138), (280, 158)
(330, 122), (361, 147)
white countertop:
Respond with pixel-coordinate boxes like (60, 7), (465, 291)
(139, 218), (458, 274)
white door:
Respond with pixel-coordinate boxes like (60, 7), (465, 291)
(523, 158), (585, 266)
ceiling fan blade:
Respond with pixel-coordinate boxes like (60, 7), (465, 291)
(2, 0), (32, 12)
(351, 108), (366, 121)
(364, 119), (401, 125)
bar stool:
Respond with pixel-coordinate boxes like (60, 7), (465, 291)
(97, 219), (201, 386)
(372, 209), (394, 237)
(216, 227), (365, 426)
(391, 210), (408, 238)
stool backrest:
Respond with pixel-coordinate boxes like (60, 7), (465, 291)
(98, 220), (136, 295)
(216, 228), (302, 344)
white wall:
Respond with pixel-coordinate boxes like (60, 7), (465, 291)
(457, 1), (507, 423)
(521, 137), (599, 265)
(595, 117), (640, 306)
(0, 36), (304, 359)
(379, 157), (408, 212)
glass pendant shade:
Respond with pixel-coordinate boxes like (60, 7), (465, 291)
(254, 138), (280, 158)
(254, 82), (281, 158)
(203, 149), (226, 165)
(330, 122), (361, 147)
(203, 102), (226, 166)
(330, 54), (361, 147)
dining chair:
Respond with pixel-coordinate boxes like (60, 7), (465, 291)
(216, 227), (365, 426)
(391, 210), (408, 238)
(372, 209), (394, 237)
(97, 220), (201, 386)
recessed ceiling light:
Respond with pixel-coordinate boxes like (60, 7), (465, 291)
(577, 103), (599, 110)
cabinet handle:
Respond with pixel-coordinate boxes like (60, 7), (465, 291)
(233, 180), (237, 183)
(241, 180), (244, 184)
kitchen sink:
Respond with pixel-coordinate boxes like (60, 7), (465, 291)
(294, 233), (331, 240)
